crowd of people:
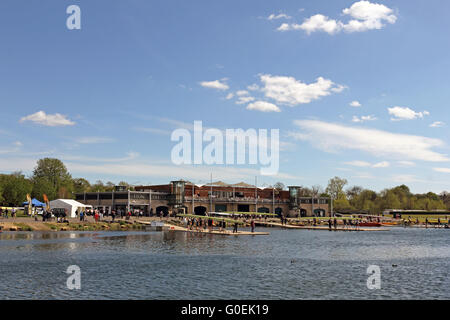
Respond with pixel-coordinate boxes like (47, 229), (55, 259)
(0, 207), (16, 219)
(179, 216), (258, 234)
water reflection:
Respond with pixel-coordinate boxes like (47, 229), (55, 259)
(0, 228), (448, 299)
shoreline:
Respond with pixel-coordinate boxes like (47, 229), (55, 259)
(1, 216), (448, 233)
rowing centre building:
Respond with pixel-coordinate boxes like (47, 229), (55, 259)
(75, 181), (330, 217)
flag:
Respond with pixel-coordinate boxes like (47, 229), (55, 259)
(26, 194), (32, 215)
(43, 194), (50, 210)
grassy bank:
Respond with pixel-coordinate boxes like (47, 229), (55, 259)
(0, 220), (146, 232)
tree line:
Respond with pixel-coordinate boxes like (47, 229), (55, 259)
(0, 159), (449, 213)
(300, 176), (450, 214)
(0, 158), (133, 206)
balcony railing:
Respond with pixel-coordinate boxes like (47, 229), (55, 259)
(184, 196), (288, 204)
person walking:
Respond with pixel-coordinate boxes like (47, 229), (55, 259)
(251, 219), (255, 233)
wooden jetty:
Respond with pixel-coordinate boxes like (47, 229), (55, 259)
(255, 221), (388, 232)
(136, 220), (269, 236)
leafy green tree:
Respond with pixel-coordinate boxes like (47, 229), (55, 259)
(1, 172), (33, 206)
(90, 180), (107, 192)
(333, 196), (353, 212)
(32, 158), (73, 200)
(32, 176), (56, 200)
(73, 178), (91, 194)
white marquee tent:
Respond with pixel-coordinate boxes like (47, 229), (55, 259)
(49, 199), (92, 218)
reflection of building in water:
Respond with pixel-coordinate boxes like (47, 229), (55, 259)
(75, 181), (330, 217)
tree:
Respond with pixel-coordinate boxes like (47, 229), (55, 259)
(311, 185), (323, 197)
(346, 186), (363, 200)
(1, 172), (33, 206)
(73, 178), (91, 194)
(299, 187), (312, 197)
(384, 190), (401, 209)
(333, 197), (353, 212)
(274, 182), (285, 191)
(90, 180), (106, 192)
(32, 158), (73, 200)
(326, 177), (348, 200)
(32, 176), (56, 200)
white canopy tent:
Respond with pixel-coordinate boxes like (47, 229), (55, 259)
(49, 199), (92, 218)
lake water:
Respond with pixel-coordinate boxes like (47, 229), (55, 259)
(0, 227), (449, 299)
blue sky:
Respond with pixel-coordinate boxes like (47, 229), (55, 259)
(1, 0), (449, 193)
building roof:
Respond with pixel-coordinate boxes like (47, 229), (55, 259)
(49, 199), (92, 208)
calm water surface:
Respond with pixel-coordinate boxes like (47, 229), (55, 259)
(0, 228), (449, 299)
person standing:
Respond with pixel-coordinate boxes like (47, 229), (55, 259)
(251, 219), (255, 233)
(233, 221), (238, 233)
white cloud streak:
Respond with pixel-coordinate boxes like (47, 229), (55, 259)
(291, 120), (448, 162)
(199, 80), (229, 90)
(352, 115), (377, 123)
(246, 101), (281, 113)
(430, 121), (445, 128)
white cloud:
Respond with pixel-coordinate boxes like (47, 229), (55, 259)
(390, 174), (418, 183)
(133, 127), (172, 136)
(291, 120), (448, 162)
(296, 14), (342, 34)
(260, 74), (345, 106)
(342, 0), (397, 32)
(430, 121), (445, 128)
(277, 23), (291, 31)
(433, 168), (450, 173)
(350, 100), (362, 107)
(352, 115), (377, 123)
(397, 161), (415, 167)
(246, 101), (281, 113)
(388, 106), (430, 121)
(236, 90), (250, 96)
(268, 13), (291, 20)
(225, 93), (234, 100)
(344, 160), (389, 168)
(199, 80), (229, 90)
(20, 110), (75, 127)
(372, 161), (390, 168)
(236, 96), (255, 105)
(247, 84), (259, 91)
(277, 1), (396, 35)
(331, 84), (348, 93)
(0, 141), (23, 155)
(74, 137), (115, 144)
(60, 152), (141, 163)
(344, 160), (371, 167)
